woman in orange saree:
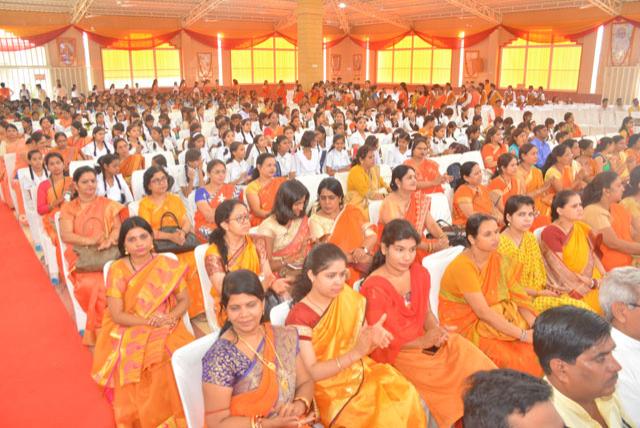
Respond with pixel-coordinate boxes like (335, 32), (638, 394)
(92, 218), (193, 427)
(379, 165), (449, 263)
(114, 138), (144, 184)
(60, 166), (123, 346)
(488, 153), (521, 215)
(403, 136), (449, 195)
(309, 177), (378, 285)
(286, 243), (427, 428)
(481, 127), (507, 173)
(542, 144), (582, 216)
(203, 270), (316, 428)
(246, 153), (287, 227)
(439, 214), (543, 377)
(582, 171), (640, 272)
(362, 220), (496, 427)
(517, 144), (552, 229)
(194, 160), (236, 242)
(53, 132), (82, 171)
(453, 161), (500, 227)
(137, 167), (204, 321)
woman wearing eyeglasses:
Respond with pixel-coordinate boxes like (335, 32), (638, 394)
(205, 200), (288, 327)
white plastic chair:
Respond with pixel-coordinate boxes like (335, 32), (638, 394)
(428, 192), (452, 224)
(296, 174), (328, 211)
(422, 245), (465, 320)
(131, 169), (146, 200)
(172, 331), (219, 428)
(368, 199), (383, 225)
(194, 243), (219, 332)
(270, 300), (292, 326)
(69, 160), (97, 176)
(334, 171), (349, 194)
(143, 151), (176, 168)
(54, 212), (87, 333)
(379, 164), (392, 184)
(128, 199), (140, 216)
(103, 253), (194, 335)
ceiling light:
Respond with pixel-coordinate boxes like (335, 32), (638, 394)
(338, 2), (347, 9)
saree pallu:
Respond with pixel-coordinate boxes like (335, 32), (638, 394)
(92, 255), (193, 428)
(488, 176), (520, 208)
(307, 287), (426, 428)
(540, 165), (574, 225)
(194, 184), (235, 243)
(138, 194), (203, 318)
(481, 143), (507, 173)
(517, 166), (551, 229)
(620, 197), (640, 267)
(61, 196), (123, 345)
(205, 237), (263, 327)
(248, 177), (286, 227)
(327, 204), (375, 285)
(346, 165), (387, 222)
(439, 252), (543, 377)
(599, 203), (634, 272)
(404, 158), (443, 194)
(119, 154), (145, 183)
(452, 184), (494, 226)
(361, 264), (496, 427)
(272, 217), (312, 270)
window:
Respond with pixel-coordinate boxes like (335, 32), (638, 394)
(231, 37), (297, 84)
(101, 41), (181, 88)
(499, 37), (582, 91)
(0, 29), (51, 97)
(376, 35), (452, 84)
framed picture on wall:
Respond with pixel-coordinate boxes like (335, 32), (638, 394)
(331, 54), (341, 75)
(611, 22), (634, 66)
(57, 38), (76, 66)
(197, 52), (213, 81)
(464, 50), (481, 78)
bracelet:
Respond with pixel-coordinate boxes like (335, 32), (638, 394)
(293, 396), (311, 414)
(519, 329), (527, 342)
(250, 415), (256, 428)
(335, 357), (343, 371)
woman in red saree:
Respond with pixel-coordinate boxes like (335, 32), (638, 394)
(194, 160), (236, 242)
(286, 243), (427, 427)
(361, 219), (496, 427)
(203, 270), (316, 428)
(439, 214), (543, 377)
(92, 217), (193, 427)
(246, 153), (287, 227)
(60, 166), (123, 345)
(403, 136), (449, 195)
(380, 165), (449, 263)
(256, 180), (313, 289)
(309, 177), (377, 285)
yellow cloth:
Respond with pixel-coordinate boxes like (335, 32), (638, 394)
(311, 287), (426, 428)
(550, 383), (634, 428)
(345, 164), (387, 221)
(138, 194), (203, 318)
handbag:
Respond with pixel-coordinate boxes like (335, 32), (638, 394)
(72, 216), (120, 272)
(154, 211), (199, 254)
(436, 219), (469, 248)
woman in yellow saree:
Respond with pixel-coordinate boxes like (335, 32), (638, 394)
(286, 243), (427, 428)
(60, 166), (123, 346)
(203, 270), (316, 428)
(346, 145), (389, 221)
(205, 200), (288, 329)
(516, 143), (552, 229)
(309, 177), (377, 285)
(92, 217), (193, 427)
(246, 153), (287, 227)
(499, 194), (596, 313)
(440, 214), (543, 377)
(379, 165), (449, 263)
(138, 166), (203, 322)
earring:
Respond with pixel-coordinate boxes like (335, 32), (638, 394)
(124, 249), (128, 255)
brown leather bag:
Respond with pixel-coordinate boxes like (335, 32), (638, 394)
(72, 217), (120, 272)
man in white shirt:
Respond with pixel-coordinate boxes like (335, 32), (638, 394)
(599, 267), (640, 426)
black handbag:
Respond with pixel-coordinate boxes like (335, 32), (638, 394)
(154, 212), (199, 254)
(436, 219), (469, 248)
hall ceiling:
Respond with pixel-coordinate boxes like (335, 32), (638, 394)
(0, 0), (636, 28)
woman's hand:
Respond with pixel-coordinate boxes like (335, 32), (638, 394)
(263, 414), (315, 428)
(421, 325), (449, 349)
(147, 313), (165, 327)
(277, 400), (307, 418)
(271, 278), (290, 295)
(171, 230), (186, 246)
(354, 314), (393, 357)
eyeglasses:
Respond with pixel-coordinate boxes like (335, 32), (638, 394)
(150, 176), (167, 185)
(627, 303), (640, 309)
(230, 214), (251, 224)
(319, 195), (338, 201)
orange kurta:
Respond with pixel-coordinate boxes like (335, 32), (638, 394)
(439, 252), (543, 377)
(61, 196), (123, 345)
(404, 158), (443, 194)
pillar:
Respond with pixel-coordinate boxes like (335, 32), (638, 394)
(296, 0), (324, 90)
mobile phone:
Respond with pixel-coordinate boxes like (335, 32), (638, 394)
(422, 346), (439, 355)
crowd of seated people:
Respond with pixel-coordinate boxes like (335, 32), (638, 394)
(1, 77), (639, 427)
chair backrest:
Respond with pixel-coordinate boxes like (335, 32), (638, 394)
(379, 164), (392, 184)
(128, 199), (140, 216)
(422, 245), (465, 319)
(380, 144), (396, 165)
(54, 211), (87, 332)
(334, 171), (349, 194)
(172, 331), (219, 428)
(296, 174), (328, 211)
(428, 192), (452, 224)
(270, 300), (292, 326)
(368, 199), (383, 225)
(168, 165), (182, 193)
(194, 243), (218, 332)
(69, 160), (96, 177)
(143, 151), (176, 169)
(131, 169), (147, 200)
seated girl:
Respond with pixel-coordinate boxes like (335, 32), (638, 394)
(361, 219), (496, 427)
(203, 270), (316, 428)
(286, 243), (427, 427)
(439, 214), (543, 376)
(92, 217), (193, 427)
(488, 153), (521, 215)
(452, 161), (500, 226)
(96, 154), (134, 205)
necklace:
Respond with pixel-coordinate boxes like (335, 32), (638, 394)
(234, 326), (284, 374)
(305, 296), (327, 314)
(128, 254), (153, 272)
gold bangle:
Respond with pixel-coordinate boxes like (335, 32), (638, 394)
(335, 357), (343, 371)
(293, 396), (311, 414)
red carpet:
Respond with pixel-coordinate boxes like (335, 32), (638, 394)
(0, 205), (114, 427)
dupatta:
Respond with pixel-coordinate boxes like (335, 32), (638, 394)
(272, 216), (311, 262)
(599, 203), (634, 271)
(92, 255), (191, 387)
